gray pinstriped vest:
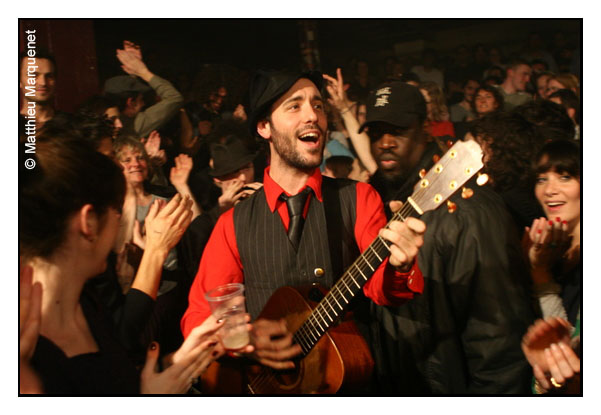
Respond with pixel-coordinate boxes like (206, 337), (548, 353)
(233, 177), (359, 319)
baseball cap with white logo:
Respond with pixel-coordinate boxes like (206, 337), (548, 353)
(358, 81), (427, 133)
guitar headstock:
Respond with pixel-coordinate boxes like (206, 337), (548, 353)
(408, 140), (484, 215)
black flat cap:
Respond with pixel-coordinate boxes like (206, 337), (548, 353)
(247, 69), (323, 136)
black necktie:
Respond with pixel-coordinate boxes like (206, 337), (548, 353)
(280, 187), (312, 250)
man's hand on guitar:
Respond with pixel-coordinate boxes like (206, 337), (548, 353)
(379, 201), (426, 272)
(248, 318), (302, 370)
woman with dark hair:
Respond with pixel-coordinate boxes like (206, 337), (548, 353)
(20, 137), (225, 394)
(469, 85), (504, 120)
(521, 139), (581, 394)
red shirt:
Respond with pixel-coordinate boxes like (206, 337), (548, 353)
(181, 168), (423, 338)
(428, 120), (455, 138)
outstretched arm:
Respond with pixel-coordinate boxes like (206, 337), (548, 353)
(323, 68), (378, 174)
(170, 154), (202, 219)
(132, 194), (194, 299)
(117, 40), (184, 138)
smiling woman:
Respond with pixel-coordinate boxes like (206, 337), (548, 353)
(523, 139), (581, 394)
(526, 139), (580, 324)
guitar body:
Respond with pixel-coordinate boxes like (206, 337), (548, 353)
(248, 284), (374, 394)
(200, 284), (374, 394)
(200, 140), (485, 395)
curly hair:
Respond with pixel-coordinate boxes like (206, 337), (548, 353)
(419, 81), (449, 122)
(513, 100), (575, 142)
(468, 111), (545, 192)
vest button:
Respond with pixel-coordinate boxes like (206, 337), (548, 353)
(301, 271), (307, 277)
(314, 268), (324, 277)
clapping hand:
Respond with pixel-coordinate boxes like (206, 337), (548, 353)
(170, 154), (194, 189)
(116, 40), (151, 80)
(521, 317), (580, 393)
(144, 131), (167, 166)
(123, 40), (142, 60)
(142, 194), (194, 253)
(525, 217), (571, 272)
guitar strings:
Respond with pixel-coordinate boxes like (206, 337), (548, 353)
(293, 153), (460, 353)
(249, 148), (466, 393)
(247, 204), (417, 393)
(294, 201), (416, 351)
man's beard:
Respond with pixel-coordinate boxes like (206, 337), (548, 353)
(271, 124), (325, 172)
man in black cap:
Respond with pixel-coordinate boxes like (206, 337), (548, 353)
(352, 80), (536, 394)
(179, 122), (263, 282)
(104, 40), (183, 139)
(181, 69), (427, 377)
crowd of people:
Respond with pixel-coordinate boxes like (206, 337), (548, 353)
(19, 32), (581, 396)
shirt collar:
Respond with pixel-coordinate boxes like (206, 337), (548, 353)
(263, 166), (323, 212)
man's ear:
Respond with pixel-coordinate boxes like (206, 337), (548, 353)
(567, 108), (576, 121)
(78, 204), (98, 242)
(257, 119), (272, 140)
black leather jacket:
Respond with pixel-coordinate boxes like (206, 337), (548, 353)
(368, 144), (536, 394)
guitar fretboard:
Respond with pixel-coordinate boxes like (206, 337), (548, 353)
(293, 205), (417, 355)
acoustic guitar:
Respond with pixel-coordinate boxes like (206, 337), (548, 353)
(202, 139), (485, 394)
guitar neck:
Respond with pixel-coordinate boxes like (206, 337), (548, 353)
(292, 140), (484, 356)
(293, 204), (418, 355)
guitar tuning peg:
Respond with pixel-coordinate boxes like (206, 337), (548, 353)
(447, 200), (457, 213)
(432, 154), (440, 163)
(419, 169), (427, 179)
(461, 187), (474, 199)
(477, 173), (489, 186)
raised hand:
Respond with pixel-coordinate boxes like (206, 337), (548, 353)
(144, 194), (194, 254)
(116, 48), (151, 80)
(170, 154), (194, 188)
(144, 130), (167, 166)
(123, 40), (142, 60)
(323, 68), (353, 113)
(233, 104), (247, 121)
(526, 217), (571, 272)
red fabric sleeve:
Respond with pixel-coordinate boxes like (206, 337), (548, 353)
(355, 182), (424, 306)
(180, 209), (243, 339)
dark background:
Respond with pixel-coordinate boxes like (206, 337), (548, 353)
(19, 18), (581, 112)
